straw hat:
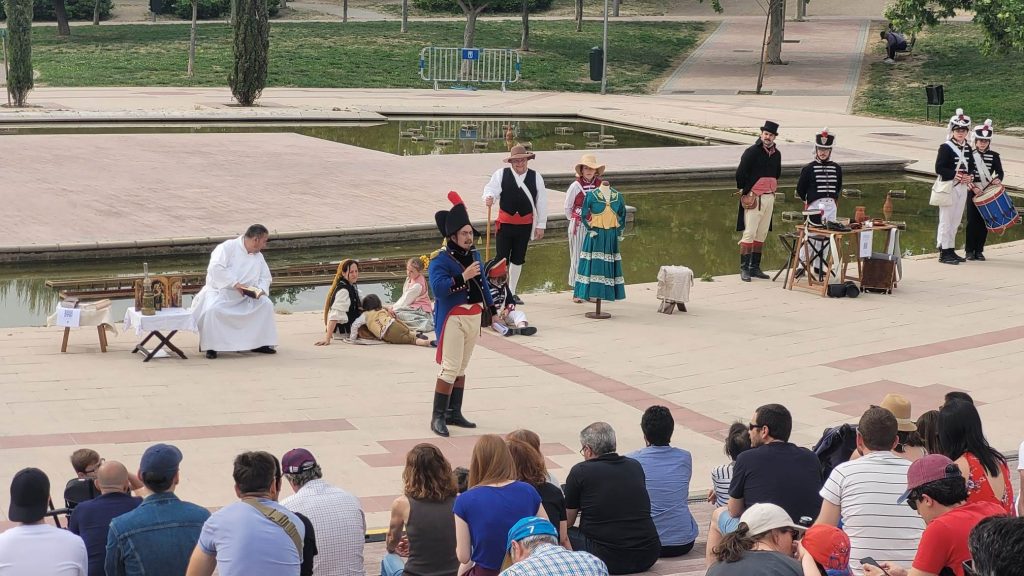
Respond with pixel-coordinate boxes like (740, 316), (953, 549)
(879, 393), (917, 432)
(504, 145), (536, 163)
(574, 154), (606, 178)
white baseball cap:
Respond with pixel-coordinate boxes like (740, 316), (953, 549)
(740, 503), (806, 535)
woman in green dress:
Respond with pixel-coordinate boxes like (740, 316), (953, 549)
(573, 181), (626, 302)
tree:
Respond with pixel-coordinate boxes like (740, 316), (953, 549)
(401, 0), (408, 32)
(574, 0), (582, 31)
(228, 0), (269, 106)
(520, 0), (529, 50)
(52, 0), (71, 35)
(885, 0), (1024, 54)
(92, 0), (101, 23)
(187, 0), (198, 77)
(342, 0), (348, 21)
(765, 0), (785, 64)
(455, 0), (491, 48)
(5, 0), (34, 106)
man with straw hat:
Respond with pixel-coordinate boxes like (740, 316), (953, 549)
(564, 154), (605, 302)
(483, 145), (549, 305)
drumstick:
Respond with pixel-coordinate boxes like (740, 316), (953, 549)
(485, 205), (492, 262)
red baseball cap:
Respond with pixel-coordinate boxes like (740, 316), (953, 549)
(802, 525), (852, 576)
(897, 453), (959, 503)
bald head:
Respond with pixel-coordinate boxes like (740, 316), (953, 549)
(96, 460), (130, 493)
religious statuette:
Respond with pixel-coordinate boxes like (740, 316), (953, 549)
(141, 263), (156, 316)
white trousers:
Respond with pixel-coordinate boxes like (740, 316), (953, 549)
(740, 194), (776, 244)
(567, 222), (585, 288)
(438, 313), (480, 384)
(803, 198), (838, 269)
(936, 184), (969, 249)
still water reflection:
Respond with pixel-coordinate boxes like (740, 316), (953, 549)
(3, 176), (1019, 328)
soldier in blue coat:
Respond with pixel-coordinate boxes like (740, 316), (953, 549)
(428, 191), (497, 437)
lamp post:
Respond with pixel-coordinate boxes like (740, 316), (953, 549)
(600, 0), (609, 94)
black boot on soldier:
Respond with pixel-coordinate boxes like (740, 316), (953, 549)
(938, 249), (960, 265)
(446, 377), (476, 428)
(431, 381), (452, 437)
(749, 252), (770, 279)
(740, 253), (752, 282)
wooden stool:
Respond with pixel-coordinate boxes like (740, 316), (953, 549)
(61, 325), (109, 353)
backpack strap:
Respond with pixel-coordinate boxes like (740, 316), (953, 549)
(241, 497), (302, 558)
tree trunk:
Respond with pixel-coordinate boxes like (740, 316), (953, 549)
(187, 0), (198, 77)
(612, 0), (618, 16)
(520, 0), (529, 51)
(93, 0), (101, 24)
(575, 0), (582, 31)
(463, 8), (478, 48)
(7, 0), (34, 106)
(766, 0), (785, 64)
(342, 0), (348, 22)
(401, 0), (408, 32)
(52, 0), (71, 36)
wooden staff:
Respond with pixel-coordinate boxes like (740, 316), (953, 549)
(485, 205), (492, 262)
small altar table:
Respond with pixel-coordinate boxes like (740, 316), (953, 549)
(786, 224), (902, 297)
(122, 307), (196, 362)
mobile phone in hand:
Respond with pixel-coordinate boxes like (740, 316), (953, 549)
(860, 557), (891, 576)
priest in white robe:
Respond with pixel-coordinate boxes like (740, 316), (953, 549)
(191, 224), (278, 359)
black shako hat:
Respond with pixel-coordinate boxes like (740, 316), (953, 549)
(760, 120), (780, 135)
(815, 127), (835, 149)
(435, 191), (481, 238)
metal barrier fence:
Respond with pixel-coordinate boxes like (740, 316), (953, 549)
(418, 47), (521, 91)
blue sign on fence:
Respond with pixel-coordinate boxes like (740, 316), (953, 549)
(461, 48), (481, 61)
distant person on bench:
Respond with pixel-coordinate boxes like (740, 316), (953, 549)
(881, 30), (907, 64)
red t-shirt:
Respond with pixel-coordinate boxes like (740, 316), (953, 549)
(912, 500), (1006, 576)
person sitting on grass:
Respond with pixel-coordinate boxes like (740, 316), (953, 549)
(348, 295), (434, 347)
(486, 258), (537, 337)
(880, 29), (907, 64)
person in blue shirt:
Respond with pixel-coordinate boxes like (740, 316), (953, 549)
(68, 460), (142, 576)
(627, 406), (699, 557)
(106, 444), (210, 576)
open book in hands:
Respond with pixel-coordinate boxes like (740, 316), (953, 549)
(240, 286), (265, 299)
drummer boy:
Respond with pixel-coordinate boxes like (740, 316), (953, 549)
(965, 119), (1006, 261)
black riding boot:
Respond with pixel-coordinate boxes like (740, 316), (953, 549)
(938, 248), (960, 265)
(446, 381), (477, 428)
(431, 385), (451, 437)
(740, 253), (752, 282)
(749, 252), (770, 279)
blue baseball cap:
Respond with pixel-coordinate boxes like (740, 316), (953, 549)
(140, 443), (182, 477)
(506, 517), (558, 552)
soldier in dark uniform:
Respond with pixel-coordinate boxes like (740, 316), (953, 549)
(965, 120), (1005, 261)
(796, 128), (843, 277)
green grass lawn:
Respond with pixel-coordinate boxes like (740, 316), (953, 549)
(29, 20), (705, 93)
(855, 22), (1024, 127)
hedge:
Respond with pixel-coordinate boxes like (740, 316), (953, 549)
(411, 0), (552, 14)
(0, 0), (113, 21)
(167, 0), (279, 20)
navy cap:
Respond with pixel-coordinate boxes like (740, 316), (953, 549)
(140, 443), (182, 477)
(506, 517), (558, 552)
(9, 468), (50, 523)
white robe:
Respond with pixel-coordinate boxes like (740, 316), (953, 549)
(190, 236), (278, 351)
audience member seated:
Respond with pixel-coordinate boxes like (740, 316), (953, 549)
(106, 443), (210, 576)
(706, 503), (805, 576)
(941, 391), (974, 408)
(626, 405), (698, 557)
(508, 439), (570, 549)
(862, 454), (1007, 576)
(816, 407), (924, 576)
(0, 468), (88, 575)
(708, 422), (751, 508)
(939, 400), (1015, 514)
(317, 259), (362, 345)
(186, 451), (306, 576)
(499, 517), (608, 576)
(486, 258), (537, 337)
(967, 516), (1024, 576)
(706, 403), (823, 566)
(880, 29), (908, 64)
(391, 258), (435, 334)
(454, 435), (545, 576)
(799, 524), (853, 576)
(68, 461), (142, 576)
(880, 394), (927, 462)
(506, 429), (559, 486)
(564, 422), (660, 575)
(281, 448), (366, 576)
(348, 295), (434, 347)
(66, 448), (103, 508)
(914, 410), (941, 456)
(455, 467), (470, 495)
(382, 444), (459, 576)
(1019, 439), (1023, 517)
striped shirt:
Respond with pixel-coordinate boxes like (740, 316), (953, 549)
(282, 479), (366, 576)
(820, 451), (924, 576)
(711, 463), (733, 507)
(499, 543), (608, 576)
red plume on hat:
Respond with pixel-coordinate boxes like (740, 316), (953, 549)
(435, 190), (481, 238)
(815, 127), (835, 149)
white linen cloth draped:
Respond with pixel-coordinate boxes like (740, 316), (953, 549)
(190, 236), (277, 351)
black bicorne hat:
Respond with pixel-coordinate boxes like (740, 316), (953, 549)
(435, 191), (481, 238)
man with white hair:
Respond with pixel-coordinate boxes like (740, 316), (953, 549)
(500, 516), (607, 576)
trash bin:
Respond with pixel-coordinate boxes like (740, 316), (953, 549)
(925, 84), (944, 106)
(149, 0), (162, 13)
(589, 47), (603, 82)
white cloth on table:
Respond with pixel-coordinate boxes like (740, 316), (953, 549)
(802, 198), (839, 273)
(190, 236), (277, 352)
(123, 307), (196, 336)
(656, 266), (693, 303)
(48, 303), (118, 335)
